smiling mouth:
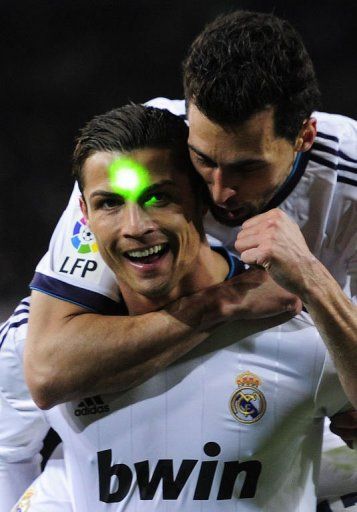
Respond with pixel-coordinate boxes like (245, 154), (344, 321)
(124, 243), (170, 264)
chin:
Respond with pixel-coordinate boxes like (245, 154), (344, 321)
(138, 282), (173, 300)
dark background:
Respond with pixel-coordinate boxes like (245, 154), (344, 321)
(1, 0), (356, 319)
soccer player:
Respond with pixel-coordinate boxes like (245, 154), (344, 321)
(11, 104), (352, 510)
(0, 104), (295, 510)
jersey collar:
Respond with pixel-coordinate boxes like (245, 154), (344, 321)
(260, 150), (310, 213)
(211, 246), (245, 279)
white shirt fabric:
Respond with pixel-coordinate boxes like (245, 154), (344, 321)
(0, 301), (353, 511)
(0, 299), (49, 512)
(41, 311), (347, 511)
(10, 459), (72, 512)
(1, 299), (349, 511)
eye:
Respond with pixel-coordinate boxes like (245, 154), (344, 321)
(143, 192), (169, 207)
(97, 197), (123, 210)
(193, 154), (215, 168)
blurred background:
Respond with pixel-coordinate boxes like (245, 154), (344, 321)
(1, 0), (356, 320)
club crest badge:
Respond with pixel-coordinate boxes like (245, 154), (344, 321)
(230, 371), (266, 424)
(15, 486), (35, 511)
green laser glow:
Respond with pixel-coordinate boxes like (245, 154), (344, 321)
(144, 195), (159, 207)
(108, 157), (150, 200)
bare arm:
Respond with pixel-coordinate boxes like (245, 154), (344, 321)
(25, 269), (300, 409)
(300, 260), (357, 409)
(236, 208), (357, 408)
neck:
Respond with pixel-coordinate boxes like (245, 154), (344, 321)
(117, 243), (229, 315)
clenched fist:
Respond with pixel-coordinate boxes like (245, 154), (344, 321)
(235, 208), (319, 298)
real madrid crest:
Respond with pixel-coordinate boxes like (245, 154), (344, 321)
(230, 371), (266, 424)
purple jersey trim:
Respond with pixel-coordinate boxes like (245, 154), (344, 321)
(30, 248), (242, 316)
(30, 272), (126, 315)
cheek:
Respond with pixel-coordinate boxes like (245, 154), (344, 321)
(179, 222), (202, 258)
(240, 172), (280, 196)
(89, 217), (118, 250)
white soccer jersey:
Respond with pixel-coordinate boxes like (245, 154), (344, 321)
(42, 312), (348, 511)
(11, 459), (73, 512)
(0, 305), (353, 510)
(0, 299), (49, 511)
(30, 99), (357, 308)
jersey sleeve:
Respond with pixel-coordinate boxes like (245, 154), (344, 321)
(314, 351), (351, 419)
(144, 97), (186, 118)
(0, 300), (49, 510)
(30, 183), (122, 313)
(313, 112), (357, 304)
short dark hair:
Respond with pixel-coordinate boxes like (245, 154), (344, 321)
(183, 10), (321, 142)
(73, 104), (199, 193)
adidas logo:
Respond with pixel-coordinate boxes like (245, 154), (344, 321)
(74, 395), (110, 417)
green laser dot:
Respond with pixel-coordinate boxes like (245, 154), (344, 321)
(108, 157), (150, 200)
(144, 195), (159, 207)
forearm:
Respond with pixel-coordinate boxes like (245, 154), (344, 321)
(302, 261), (357, 408)
(26, 272), (299, 408)
(25, 292), (212, 409)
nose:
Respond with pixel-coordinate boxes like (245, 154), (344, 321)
(210, 168), (237, 206)
(121, 201), (157, 238)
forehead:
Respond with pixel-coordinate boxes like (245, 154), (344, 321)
(187, 103), (280, 161)
(82, 147), (190, 191)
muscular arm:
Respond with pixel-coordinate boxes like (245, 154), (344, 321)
(236, 208), (357, 408)
(301, 261), (357, 409)
(25, 269), (299, 409)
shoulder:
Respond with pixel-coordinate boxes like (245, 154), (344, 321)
(0, 298), (30, 356)
(309, 112), (357, 200)
(313, 112), (357, 172)
(314, 111), (357, 139)
(144, 97), (186, 118)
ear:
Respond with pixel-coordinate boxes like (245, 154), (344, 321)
(294, 118), (317, 152)
(79, 196), (89, 224)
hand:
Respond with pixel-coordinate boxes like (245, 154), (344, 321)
(329, 410), (357, 449)
(235, 208), (318, 297)
(205, 267), (302, 326)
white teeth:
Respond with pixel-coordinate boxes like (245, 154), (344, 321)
(127, 244), (164, 258)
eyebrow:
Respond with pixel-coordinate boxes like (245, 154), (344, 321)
(89, 190), (122, 200)
(89, 180), (177, 201)
(188, 143), (267, 169)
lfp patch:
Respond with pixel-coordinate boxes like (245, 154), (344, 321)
(71, 217), (98, 254)
(230, 371), (266, 424)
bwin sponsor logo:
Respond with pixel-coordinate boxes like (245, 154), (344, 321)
(74, 396), (110, 416)
(98, 442), (261, 503)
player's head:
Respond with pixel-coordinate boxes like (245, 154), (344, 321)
(73, 104), (209, 300)
(183, 10), (321, 225)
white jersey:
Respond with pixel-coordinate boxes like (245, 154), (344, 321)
(0, 305), (353, 510)
(11, 459), (73, 512)
(30, 99), (357, 309)
(43, 312), (348, 511)
(0, 299), (49, 511)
